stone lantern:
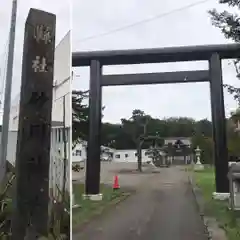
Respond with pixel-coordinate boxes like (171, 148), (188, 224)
(228, 163), (240, 211)
(161, 150), (167, 166)
(194, 146), (204, 171)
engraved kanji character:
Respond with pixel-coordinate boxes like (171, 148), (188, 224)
(34, 25), (52, 44)
(32, 56), (47, 72)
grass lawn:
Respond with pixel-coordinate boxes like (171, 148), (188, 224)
(72, 183), (130, 228)
(194, 167), (240, 240)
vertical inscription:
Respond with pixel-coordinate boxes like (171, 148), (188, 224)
(11, 9), (56, 239)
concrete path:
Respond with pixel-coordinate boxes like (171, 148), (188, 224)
(73, 167), (208, 240)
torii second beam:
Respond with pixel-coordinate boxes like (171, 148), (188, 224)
(101, 70), (209, 86)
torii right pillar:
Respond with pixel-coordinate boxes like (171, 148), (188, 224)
(209, 53), (229, 200)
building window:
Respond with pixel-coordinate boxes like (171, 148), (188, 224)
(58, 129), (61, 142)
(64, 129), (68, 142)
(125, 153), (128, 158)
(145, 152), (148, 156)
(115, 154), (120, 158)
(55, 129), (58, 142)
(75, 150), (81, 156)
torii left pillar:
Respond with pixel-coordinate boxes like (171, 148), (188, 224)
(83, 60), (103, 201)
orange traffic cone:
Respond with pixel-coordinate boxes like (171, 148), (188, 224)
(113, 175), (120, 190)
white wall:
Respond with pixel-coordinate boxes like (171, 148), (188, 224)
(52, 30), (71, 128)
(72, 142), (87, 163)
(0, 129), (70, 195)
(49, 128), (70, 196)
(113, 149), (152, 163)
(72, 141), (153, 164)
(72, 141), (114, 163)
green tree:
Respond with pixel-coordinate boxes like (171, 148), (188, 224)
(209, 0), (240, 102)
(145, 146), (162, 167)
(195, 119), (212, 137)
(72, 90), (89, 148)
(103, 115), (213, 151)
(121, 109), (150, 171)
(72, 89), (216, 163)
(209, 0), (240, 162)
(72, 89), (105, 148)
(226, 118), (240, 156)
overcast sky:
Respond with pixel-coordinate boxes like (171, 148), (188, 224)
(72, 0), (240, 123)
(0, 0), (71, 123)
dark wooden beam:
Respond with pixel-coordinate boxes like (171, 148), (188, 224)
(72, 43), (240, 66)
(101, 70), (209, 86)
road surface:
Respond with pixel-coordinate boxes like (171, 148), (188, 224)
(73, 166), (207, 240)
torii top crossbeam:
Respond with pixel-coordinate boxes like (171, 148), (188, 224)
(72, 43), (240, 67)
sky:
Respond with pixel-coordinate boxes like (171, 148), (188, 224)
(72, 0), (240, 123)
(0, 0), (71, 123)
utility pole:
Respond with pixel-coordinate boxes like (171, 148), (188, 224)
(0, 0), (17, 183)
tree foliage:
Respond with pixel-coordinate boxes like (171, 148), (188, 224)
(72, 93), (240, 166)
(145, 146), (163, 167)
(209, 0), (240, 103)
(72, 90), (89, 147)
(207, 0), (240, 163)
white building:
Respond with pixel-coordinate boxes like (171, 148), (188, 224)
(5, 30), (71, 199)
(113, 149), (151, 163)
(72, 137), (192, 165)
(72, 141), (114, 163)
(164, 137), (192, 164)
(164, 137), (191, 147)
(72, 141), (87, 163)
(72, 141), (152, 164)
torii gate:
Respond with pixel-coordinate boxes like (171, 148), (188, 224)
(72, 43), (240, 199)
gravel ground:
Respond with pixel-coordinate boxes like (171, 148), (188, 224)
(73, 166), (208, 240)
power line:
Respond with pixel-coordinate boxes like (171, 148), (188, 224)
(75, 0), (212, 44)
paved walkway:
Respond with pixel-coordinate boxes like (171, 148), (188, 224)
(73, 167), (208, 240)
